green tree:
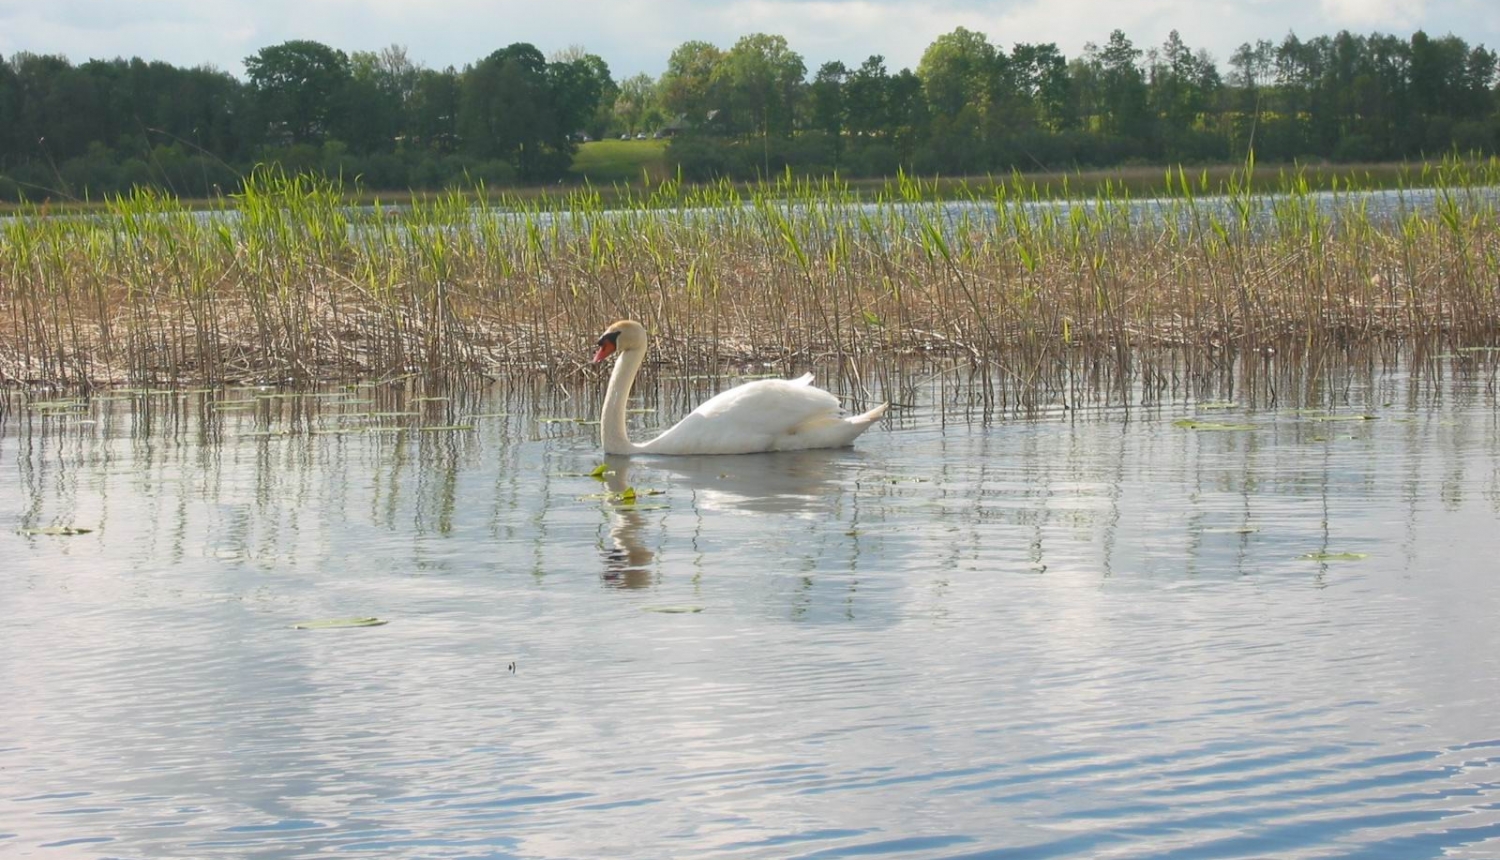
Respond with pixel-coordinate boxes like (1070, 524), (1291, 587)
(1099, 30), (1149, 141)
(917, 27), (996, 119)
(658, 40), (724, 124)
(808, 60), (847, 168)
(809, 61), (847, 138)
(340, 49), (404, 153)
(845, 56), (891, 138)
(613, 72), (658, 134)
(0, 54), (19, 159)
(410, 67), (460, 152)
(244, 40), (352, 145)
(549, 49), (615, 138)
(716, 33), (806, 140)
(459, 43), (572, 181)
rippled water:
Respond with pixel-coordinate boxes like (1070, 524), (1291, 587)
(4, 361), (1500, 859)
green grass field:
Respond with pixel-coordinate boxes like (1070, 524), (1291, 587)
(568, 139), (670, 185)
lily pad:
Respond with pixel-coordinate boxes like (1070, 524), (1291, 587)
(1299, 551), (1369, 562)
(19, 526), (92, 536)
(291, 617), (389, 630)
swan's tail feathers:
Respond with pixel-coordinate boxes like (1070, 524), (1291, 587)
(828, 402), (888, 448)
(790, 372), (815, 386)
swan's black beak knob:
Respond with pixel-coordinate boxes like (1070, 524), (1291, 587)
(593, 330), (620, 363)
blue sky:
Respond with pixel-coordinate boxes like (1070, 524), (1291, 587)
(2, 0), (1497, 80)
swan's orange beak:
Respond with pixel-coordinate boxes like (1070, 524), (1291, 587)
(593, 332), (618, 363)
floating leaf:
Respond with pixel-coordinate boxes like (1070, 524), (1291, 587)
(1174, 419), (1257, 431)
(1300, 551), (1369, 562)
(1201, 526), (1260, 534)
(291, 617), (389, 630)
(1305, 414), (1378, 422)
(643, 606), (703, 614)
(589, 463), (610, 478)
(20, 525), (92, 536)
(416, 424), (473, 432)
(312, 427), (393, 435)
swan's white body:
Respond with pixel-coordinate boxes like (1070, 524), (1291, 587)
(595, 320), (887, 456)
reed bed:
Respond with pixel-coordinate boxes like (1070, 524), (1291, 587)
(2, 159), (1498, 400)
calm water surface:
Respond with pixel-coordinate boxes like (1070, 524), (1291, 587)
(3, 362), (1500, 859)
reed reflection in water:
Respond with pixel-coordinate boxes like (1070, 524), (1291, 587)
(3, 355), (1500, 859)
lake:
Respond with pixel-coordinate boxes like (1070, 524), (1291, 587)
(4, 354), (1500, 859)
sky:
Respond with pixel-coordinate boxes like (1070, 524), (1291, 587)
(2, 0), (1498, 81)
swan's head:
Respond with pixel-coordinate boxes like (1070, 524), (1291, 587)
(593, 320), (647, 363)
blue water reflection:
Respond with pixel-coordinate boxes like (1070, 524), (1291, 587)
(2, 363), (1499, 858)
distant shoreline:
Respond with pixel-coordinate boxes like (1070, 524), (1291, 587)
(1, 159), (1485, 216)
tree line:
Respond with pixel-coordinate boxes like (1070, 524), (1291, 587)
(0, 26), (1496, 201)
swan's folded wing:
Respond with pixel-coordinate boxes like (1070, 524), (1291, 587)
(641, 378), (846, 455)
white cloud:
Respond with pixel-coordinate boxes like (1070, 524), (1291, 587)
(1318, 0), (1426, 30)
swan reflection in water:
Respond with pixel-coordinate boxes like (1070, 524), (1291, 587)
(597, 449), (863, 588)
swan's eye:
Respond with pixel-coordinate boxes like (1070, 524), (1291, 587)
(597, 330), (620, 347)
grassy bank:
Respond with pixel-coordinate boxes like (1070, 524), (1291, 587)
(2, 157), (1498, 390)
(568, 139), (672, 185)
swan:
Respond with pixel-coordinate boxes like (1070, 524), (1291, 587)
(593, 320), (887, 455)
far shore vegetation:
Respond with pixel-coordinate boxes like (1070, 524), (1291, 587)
(1, 25), (1497, 202)
(2, 25), (1498, 392)
(0, 149), (1478, 215)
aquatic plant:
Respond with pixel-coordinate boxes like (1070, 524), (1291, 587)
(2, 157), (1498, 400)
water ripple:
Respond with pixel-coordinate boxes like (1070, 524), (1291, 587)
(3, 374), (1499, 857)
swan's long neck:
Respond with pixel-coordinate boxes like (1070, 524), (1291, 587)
(601, 347), (645, 455)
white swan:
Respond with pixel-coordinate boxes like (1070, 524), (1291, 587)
(593, 320), (887, 455)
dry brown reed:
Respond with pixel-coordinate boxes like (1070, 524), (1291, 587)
(1, 160), (1497, 403)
